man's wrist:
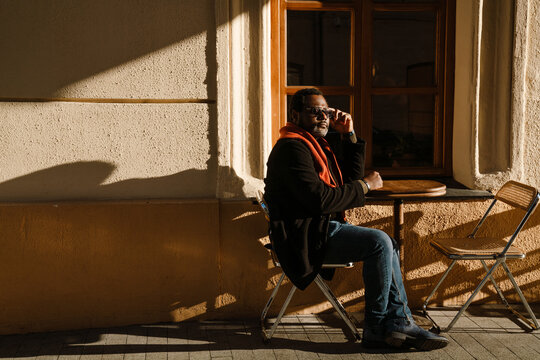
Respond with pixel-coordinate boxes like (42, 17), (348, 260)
(358, 178), (370, 194)
(341, 130), (357, 143)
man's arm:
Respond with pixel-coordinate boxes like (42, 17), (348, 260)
(271, 139), (366, 216)
(328, 134), (366, 182)
(329, 109), (383, 190)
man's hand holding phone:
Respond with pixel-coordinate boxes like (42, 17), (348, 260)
(329, 108), (354, 134)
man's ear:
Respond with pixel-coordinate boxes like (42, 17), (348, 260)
(290, 110), (299, 125)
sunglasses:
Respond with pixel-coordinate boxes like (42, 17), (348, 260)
(304, 107), (335, 120)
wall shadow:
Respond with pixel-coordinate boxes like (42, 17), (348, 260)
(0, 0), (216, 98)
(0, 161), (244, 200)
(0, 0), (276, 335)
(344, 202), (540, 314)
(2, 174), (540, 335)
(0, 0), (270, 99)
(0, 161), (253, 334)
(402, 205), (540, 308)
(0, 319), (432, 358)
(165, 205), (275, 321)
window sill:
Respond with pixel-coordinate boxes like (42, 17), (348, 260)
(366, 177), (494, 203)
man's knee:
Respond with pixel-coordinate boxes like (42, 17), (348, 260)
(365, 228), (394, 253)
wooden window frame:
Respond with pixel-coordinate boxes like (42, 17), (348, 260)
(271, 0), (455, 177)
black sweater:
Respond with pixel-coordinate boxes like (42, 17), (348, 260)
(264, 133), (367, 289)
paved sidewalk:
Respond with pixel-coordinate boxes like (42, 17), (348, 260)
(1, 306), (540, 360)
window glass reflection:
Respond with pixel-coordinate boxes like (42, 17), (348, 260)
(325, 95), (350, 114)
(287, 11), (351, 86)
(372, 94), (434, 167)
(372, 11), (436, 87)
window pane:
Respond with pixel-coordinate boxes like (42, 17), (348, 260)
(287, 11), (351, 86)
(372, 94), (434, 168)
(325, 95), (350, 113)
(372, 11), (436, 87)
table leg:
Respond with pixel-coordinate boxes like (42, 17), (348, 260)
(393, 199), (404, 245)
(393, 199), (405, 269)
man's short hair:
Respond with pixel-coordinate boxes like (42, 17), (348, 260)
(290, 88), (324, 114)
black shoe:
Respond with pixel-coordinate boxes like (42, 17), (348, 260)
(361, 326), (387, 348)
(385, 318), (449, 351)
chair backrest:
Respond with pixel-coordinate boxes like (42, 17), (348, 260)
(470, 181), (540, 247)
(481, 181), (540, 255)
(256, 190), (270, 222)
(255, 190), (353, 268)
(495, 181), (539, 211)
(255, 191), (281, 266)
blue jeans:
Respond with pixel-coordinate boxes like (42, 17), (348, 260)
(324, 221), (413, 328)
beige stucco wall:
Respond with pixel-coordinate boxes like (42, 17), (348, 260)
(1, 0), (540, 336)
(2, 199), (539, 335)
(0, 200), (223, 334)
(453, 0), (540, 191)
(523, 1), (540, 186)
(0, 0), (212, 99)
(2, 2), (539, 198)
(0, 103), (214, 200)
(0, 0), (218, 200)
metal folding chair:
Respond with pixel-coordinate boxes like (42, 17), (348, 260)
(256, 191), (361, 342)
(423, 180), (540, 332)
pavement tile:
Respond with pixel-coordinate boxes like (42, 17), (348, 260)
(3, 306), (540, 360)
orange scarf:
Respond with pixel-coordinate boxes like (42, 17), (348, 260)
(279, 122), (343, 188)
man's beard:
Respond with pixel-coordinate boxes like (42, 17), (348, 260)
(309, 124), (329, 138)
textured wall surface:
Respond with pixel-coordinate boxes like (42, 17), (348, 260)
(401, 200), (540, 307)
(0, 102), (215, 199)
(453, 0), (540, 191)
(0, 200), (221, 334)
(0, 0), (213, 99)
(0, 0), (217, 200)
(524, 1), (540, 186)
(1, 0), (540, 336)
(2, 199), (539, 335)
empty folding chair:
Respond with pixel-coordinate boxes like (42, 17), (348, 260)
(256, 191), (360, 342)
(423, 180), (540, 332)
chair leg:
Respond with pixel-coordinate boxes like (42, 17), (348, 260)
(501, 262), (539, 330)
(422, 260), (457, 332)
(445, 259), (502, 331)
(481, 260), (509, 305)
(481, 260), (537, 329)
(260, 272), (286, 326)
(261, 275), (297, 342)
(314, 275), (361, 340)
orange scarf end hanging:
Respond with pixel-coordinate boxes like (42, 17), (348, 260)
(279, 122), (343, 188)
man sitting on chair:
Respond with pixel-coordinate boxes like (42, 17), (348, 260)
(263, 88), (448, 350)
